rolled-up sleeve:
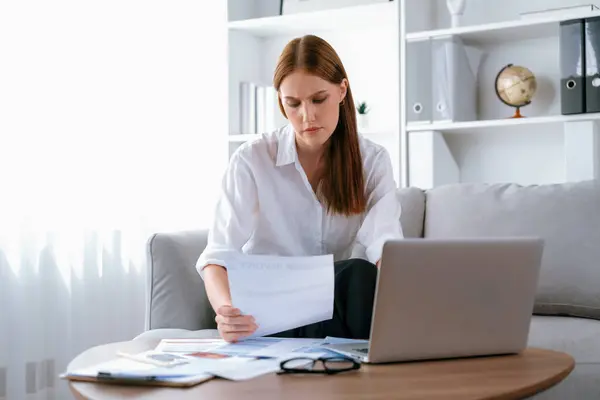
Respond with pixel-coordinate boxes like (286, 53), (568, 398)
(356, 148), (404, 264)
(196, 150), (257, 279)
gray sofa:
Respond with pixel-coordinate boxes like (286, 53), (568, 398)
(139, 180), (600, 398)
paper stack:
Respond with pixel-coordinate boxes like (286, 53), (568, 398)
(61, 253), (352, 387)
(61, 336), (360, 387)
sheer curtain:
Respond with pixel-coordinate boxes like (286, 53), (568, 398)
(0, 1), (228, 399)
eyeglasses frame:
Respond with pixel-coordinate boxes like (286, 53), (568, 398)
(277, 356), (361, 375)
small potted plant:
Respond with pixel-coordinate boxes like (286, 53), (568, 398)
(356, 101), (370, 131)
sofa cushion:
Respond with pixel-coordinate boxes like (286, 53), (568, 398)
(351, 186), (425, 260)
(528, 316), (600, 363)
(527, 316), (600, 399)
(397, 187), (425, 238)
(424, 180), (600, 320)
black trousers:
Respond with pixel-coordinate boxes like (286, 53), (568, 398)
(270, 258), (378, 340)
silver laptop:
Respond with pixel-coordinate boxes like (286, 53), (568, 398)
(323, 237), (544, 364)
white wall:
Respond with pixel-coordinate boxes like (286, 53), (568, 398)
(228, 0), (280, 21)
(444, 126), (566, 185)
(257, 0), (282, 18)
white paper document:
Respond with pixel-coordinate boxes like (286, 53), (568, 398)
(154, 339), (225, 354)
(209, 359), (282, 381)
(224, 253), (335, 337)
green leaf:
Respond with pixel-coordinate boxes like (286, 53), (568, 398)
(356, 101), (369, 114)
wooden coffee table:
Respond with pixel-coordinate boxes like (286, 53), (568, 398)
(66, 338), (574, 400)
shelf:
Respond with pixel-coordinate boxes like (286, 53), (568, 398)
(228, 134), (261, 142)
(228, 2), (397, 37)
(406, 10), (600, 46)
(229, 131), (389, 143)
(406, 113), (600, 134)
(360, 131), (391, 136)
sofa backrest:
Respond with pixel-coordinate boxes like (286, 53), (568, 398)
(396, 187), (426, 238)
(145, 179), (599, 331)
(146, 230), (216, 331)
(424, 179), (600, 320)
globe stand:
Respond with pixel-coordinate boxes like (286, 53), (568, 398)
(510, 105), (525, 118)
(502, 98), (531, 119)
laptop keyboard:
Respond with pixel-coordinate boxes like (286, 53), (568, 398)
(353, 348), (369, 354)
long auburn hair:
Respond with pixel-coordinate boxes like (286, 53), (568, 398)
(273, 34), (366, 216)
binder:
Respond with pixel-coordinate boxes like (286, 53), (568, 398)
(430, 36), (480, 122)
(256, 85), (267, 133)
(560, 19), (586, 115)
(239, 82), (257, 134)
(585, 16), (600, 113)
(406, 40), (432, 125)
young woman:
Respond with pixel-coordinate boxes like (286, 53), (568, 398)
(197, 34), (403, 342)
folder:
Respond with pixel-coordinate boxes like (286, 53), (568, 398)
(560, 19), (586, 115)
(406, 40), (432, 125)
(430, 36), (480, 122)
(585, 16), (600, 113)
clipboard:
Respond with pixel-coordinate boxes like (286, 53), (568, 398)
(61, 370), (213, 387)
(60, 350), (216, 387)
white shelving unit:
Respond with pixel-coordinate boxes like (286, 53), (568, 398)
(225, 0), (600, 189)
(226, 0), (402, 183)
(401, 0), (600, 189)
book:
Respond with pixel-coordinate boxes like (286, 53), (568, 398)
(519, 4), (600, 20)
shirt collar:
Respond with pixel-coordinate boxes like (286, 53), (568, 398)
(276, 124), (297, 167)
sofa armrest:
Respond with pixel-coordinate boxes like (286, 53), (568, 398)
(145, 229), (217, 331)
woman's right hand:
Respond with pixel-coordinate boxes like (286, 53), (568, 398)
(215, 305), (258, 343)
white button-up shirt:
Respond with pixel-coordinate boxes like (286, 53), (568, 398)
(196, 124), (403, 277)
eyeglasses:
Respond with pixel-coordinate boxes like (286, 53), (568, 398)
(278, 356), (361, 375)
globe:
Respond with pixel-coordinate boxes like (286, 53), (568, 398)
(495, 64), (537, 118)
